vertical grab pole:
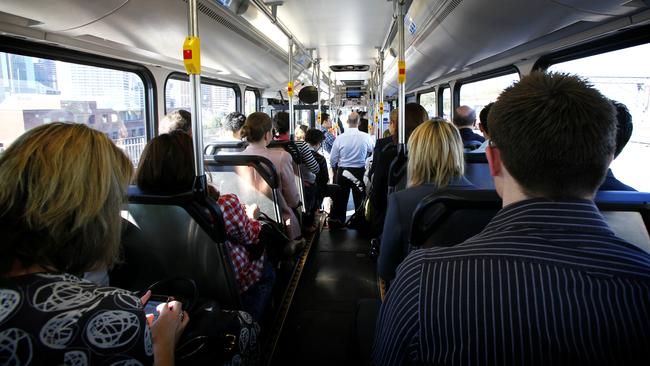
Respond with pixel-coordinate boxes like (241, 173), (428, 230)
(288, 38), (295, 139)
(397, 0), (406, 148)
(379, 49), (384, 138)
(316, 58), (321, 127)
(328, 71), (332, 121)
(184, 0), (206, 194)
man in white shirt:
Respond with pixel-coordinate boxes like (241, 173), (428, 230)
(329, 112), (375, 227)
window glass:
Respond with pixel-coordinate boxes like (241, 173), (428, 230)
(245, 90), (257, 115)
(460, 72), (519, 118)
(419, 91), (436, 119)
(548, 43), (650, 192)
(165, 78), (237, 143)
(441, 87), (452, 121)
(0, 52), (146, 164)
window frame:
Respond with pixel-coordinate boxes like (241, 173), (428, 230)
(438, 84), (452, 119)
(455, 66), (520, 115)
(244, 87), (261, 114)
(534, 24), (650, 72)
(0, 35), (157, 140)
(164, 72), (242, 114)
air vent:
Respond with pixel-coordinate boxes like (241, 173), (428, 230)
(341, 80), (365, 86)
(412, 0), (463, 47)
(330, 64), (370, 72)
(179, 0), (286, 62)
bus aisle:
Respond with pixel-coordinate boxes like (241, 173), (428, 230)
(271, 221), (380, 365)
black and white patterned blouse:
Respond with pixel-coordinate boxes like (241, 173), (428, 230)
(0, 273), (153, 365)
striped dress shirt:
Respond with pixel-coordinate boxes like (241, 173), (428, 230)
(373, 199), (650, 365)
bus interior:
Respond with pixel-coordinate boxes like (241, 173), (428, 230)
(1, 0), (650, 364)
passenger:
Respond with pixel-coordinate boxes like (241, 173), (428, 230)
(159, 109), (191, 135)
(358, 111), (369, 133)
(242, 112), (305, 246)
(377, 118), (472, 283)
(223, 111), (246, 141)
(303, 129), (336, 230)
(453, 105), (485, 149)
(368, 109), (398, 180)
(471, 102), (494, 153)
(373, 72), (650, 365)
(336, 109), (345, 134)
(272, 111), (320, 176)
(319, 112), (336, 154)
(0, 123), (187, 365)
(296, 124), (309, 141)
(328, 112), (375, 228)
(367, 103), (428, 236)
(600, 100), (636, 191)
(135, 130), (274, 321)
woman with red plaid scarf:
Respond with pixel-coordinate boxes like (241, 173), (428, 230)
(135, 130), (274, 321)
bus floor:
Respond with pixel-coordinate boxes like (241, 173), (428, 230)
(270, 220), (380, 365)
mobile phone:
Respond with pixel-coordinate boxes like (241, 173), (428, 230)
(144, 295), (170, 321)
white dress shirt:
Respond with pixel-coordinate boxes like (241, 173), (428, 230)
(330, 127), (374, 168)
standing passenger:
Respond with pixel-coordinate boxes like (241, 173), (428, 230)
(374, 72), (650, 365)
(328, 112), (374, 228)
(320, 112), (336, 154)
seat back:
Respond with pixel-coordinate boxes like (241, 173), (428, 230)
(206, 154), (283, 224)
(111, 188), (241, 309)
(464, 153), (494, 189)
(267, 140), (306, 213)
(387, 147), (408, 195)
(411, 189), (650, 252)
(410, 189), (501, 248)
(464, 140), (483, 152)
(204, 141), (248, 155)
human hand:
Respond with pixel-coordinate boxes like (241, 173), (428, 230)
(148, 300), (189, 362)
(245, 203), (260, 219)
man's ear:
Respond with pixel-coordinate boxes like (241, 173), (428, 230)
(485, 145), (502, 177)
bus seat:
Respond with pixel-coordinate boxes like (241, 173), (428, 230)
(464, 153), (495, 189)
(110, 187), (242, 309)
(204, 141), (248, 155)
(206, 154), (283, 224)
(410, 189), (501, 248)
(410, 190), (650, 252)
(387, 147), (407, 195)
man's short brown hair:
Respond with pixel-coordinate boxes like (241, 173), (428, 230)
(489, 72), (616, 198)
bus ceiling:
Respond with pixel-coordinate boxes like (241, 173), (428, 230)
(0, 0), (648, 96)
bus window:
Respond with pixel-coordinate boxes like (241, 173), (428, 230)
(419, 90), (436, 118)
(0, 52), (147, 165)
(245, 89), (258, 115)
(165, 77), (237, 144)
(548, 43), (650, 192)
(441, 86), (452, 120)
(459, 72), (519, 117)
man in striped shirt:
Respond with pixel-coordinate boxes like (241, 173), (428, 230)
(373, 72), (650, 365)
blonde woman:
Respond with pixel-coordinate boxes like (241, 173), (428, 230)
(378, 118), (474, 283)
(0, 123), (187, 365)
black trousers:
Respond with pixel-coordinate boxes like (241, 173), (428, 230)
(331, 167), (366, 222)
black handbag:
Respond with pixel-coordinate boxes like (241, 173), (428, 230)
(144, 279), (261, 365)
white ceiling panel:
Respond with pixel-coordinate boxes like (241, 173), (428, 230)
(276, 0), (394, 79)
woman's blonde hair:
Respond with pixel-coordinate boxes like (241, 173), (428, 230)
(407, 118), (465, 188)
(0, 123), (133, 275)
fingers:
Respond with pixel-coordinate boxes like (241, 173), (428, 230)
(140, 290), (151, 305)
(146, 313), (154, 327)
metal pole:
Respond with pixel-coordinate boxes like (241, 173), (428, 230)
(188, 0), (206, 193)
(397, 0), (406, 146)
(288, 38), (295, 139)
(379, 50), (384, 137)
(316, 58), (321, 127)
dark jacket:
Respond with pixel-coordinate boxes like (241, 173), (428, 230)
(378, 177), (475, 282)
(458, 127), (485, 145)
(368, 136), (393, 180)
(368, 141), (398, 236)
(359, 118), (369, 133)
(600, 169), (636, 191)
